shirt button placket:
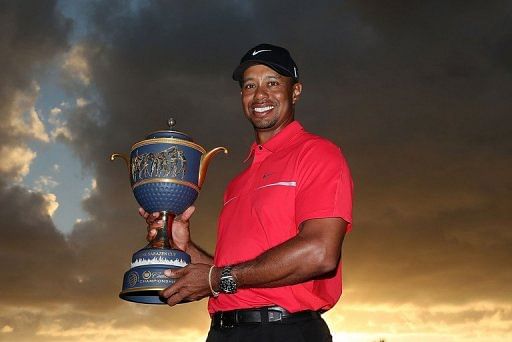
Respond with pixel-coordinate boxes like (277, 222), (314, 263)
(250, 145), (267, 189)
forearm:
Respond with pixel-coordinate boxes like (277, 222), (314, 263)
(185, 241), (213, 265)
(232, 234), (340, 288)
(209, 218), (346, 292)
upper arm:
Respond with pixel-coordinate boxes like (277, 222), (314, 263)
(297, 217), (348, 273)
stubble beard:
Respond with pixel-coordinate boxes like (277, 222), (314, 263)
(250, 115), (279, 130)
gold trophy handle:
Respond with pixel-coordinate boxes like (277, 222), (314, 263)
(110, 153), (130, 169)
(198, 147), (228, 189)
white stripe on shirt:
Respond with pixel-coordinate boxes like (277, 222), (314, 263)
(257, 181), (297, 190)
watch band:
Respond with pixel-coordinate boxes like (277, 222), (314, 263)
(219, 265), (238, 294)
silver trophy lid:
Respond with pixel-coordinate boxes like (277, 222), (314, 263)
(145, 118), (193, 141)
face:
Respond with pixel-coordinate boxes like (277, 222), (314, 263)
(241, 64), (302, 140)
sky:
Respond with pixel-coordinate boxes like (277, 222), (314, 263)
(0, 1), (511, 341)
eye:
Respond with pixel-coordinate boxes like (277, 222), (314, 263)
(243, 83), (255, 90)
(268, 80), (279, 87)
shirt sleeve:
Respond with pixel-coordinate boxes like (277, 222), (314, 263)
(294, 139), (353, 231)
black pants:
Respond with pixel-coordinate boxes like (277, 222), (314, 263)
(206, 315), (332, 342)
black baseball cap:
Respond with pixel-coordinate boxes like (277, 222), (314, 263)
(232, 43), (299, 83)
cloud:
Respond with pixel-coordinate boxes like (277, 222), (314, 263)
(76, 97), (89, 107)
(58, 0), (511, 322)
(0, 182), (77, 304)
(1, 0), (511, 340)
(1, 325), (13, 333)
(326, 300), (512, 341)
(0, 145), (37, 182)
(34, 175), (59, 191)
(35, 321), (206, 342)
(0, 0), (79, 336)
(0, 0), (70, 147)
(48, 103), (74, 141)
(0, 82), (50, 143)
(81, 178), (98, 201)
(31, 176), (60, 216)
(63, 44), (92, 85)
(50, 124), (73, 141)
(42, 192), (59, 216)
(51, 107), (62, 116)
(82, 187), (91, 200)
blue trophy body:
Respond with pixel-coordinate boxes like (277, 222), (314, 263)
(111, 119), (227, 304)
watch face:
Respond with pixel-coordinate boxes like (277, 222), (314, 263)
(220, 266), (237, 294)
(220, 276), (237, 294)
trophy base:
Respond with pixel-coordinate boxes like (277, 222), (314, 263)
(120, 247), (191, 305)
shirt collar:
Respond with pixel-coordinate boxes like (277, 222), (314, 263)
(244, 121), (304, 162)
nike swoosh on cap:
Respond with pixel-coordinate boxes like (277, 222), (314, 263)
(252, 49), (272, 56)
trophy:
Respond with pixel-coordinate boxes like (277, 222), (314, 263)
(111, 118), (227, 304)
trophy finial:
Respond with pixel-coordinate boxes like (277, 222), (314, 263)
(167, 118), (176, 129)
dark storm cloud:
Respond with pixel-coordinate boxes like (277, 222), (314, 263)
(345, 145), (512, 304)
(0, 181), (78, 303)
(0, 0), (74, 298)
(1, 0), (511, 339)
(327, 0), (512, 306)
(0, 0), (70, 142)
(303, 0), (512, 145)
(0, 1), (83, 339)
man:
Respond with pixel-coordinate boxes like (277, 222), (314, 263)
(141, 43), (353, 341)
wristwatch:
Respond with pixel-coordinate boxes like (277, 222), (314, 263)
(219, 266), (238, 294)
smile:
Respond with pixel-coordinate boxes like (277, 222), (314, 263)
(253, 106), (274, 113)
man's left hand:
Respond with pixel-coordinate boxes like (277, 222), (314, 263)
(161, 263), (212, 306)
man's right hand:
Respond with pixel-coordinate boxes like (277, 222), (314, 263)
(139, 206), (196, 252)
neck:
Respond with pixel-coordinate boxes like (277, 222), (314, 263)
(255, 118), (295, 145)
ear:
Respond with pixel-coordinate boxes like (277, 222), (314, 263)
(292, 82), (303, 104)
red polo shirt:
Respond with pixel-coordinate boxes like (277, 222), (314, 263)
(208, 121), (353, 314)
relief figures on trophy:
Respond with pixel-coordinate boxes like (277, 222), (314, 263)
(131, 146), (187, 184)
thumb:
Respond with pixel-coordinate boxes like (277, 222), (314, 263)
(180, 206), (196, 221)
(164, 268), (183, 278)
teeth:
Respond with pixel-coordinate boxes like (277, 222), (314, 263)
(254, 106), (274, 113)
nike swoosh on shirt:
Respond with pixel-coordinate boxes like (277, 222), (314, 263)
(252, 49), (272, 56)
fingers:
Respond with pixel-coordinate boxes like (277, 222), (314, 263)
(142, 206), (194, 225)
(147, 217), (163, 231)
(146, 229), (157, 242)
(166, 289), (186, 306)
(146, 220), (162, 242)
(139, 208), (161, 222)
(160, 265), (209, 307)
(182, 206), (196, 220)
(164, 268), (182, 278)
(138, 207), (150, 218)
(160, 283), (180, 305)
(147, 212), (161, 225)
(161, 268), (187, 306)
(141, 208), (163, 241)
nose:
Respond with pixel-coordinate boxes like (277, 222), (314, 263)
(253, 84), (268, 100)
